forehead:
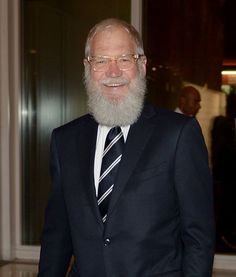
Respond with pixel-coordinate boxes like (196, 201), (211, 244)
(187, 93), (201, 103)
(90, 26), (136, 56)
(192, 91), (201, 101)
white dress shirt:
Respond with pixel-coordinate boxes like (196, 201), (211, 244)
(174, 107), (183, 114)
(94, 125), (130, 195)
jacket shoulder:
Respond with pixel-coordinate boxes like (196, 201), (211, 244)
(144, 103), (192, 126)
(54, 114), (95, 132)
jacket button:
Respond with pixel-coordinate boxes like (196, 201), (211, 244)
(104, 238), (111, 246)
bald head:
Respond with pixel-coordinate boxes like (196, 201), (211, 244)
(178, 86), (201, 116)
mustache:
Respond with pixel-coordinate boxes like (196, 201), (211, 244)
(99, 78), (129, 86)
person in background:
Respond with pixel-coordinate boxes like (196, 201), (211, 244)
(175, 85), (201, 116)
(38, 18), (215, 277)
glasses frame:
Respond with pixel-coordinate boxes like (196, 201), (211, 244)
(86, 54), (145, 72)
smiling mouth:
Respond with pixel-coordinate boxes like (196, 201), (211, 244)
(101, 78), (129, 87)
(104, 83), (125, 87)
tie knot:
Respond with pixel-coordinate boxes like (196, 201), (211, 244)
(105, 126), (123, 148)
(108, 126), (121, 139)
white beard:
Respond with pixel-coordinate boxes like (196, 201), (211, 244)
(84, 66), (146, 127)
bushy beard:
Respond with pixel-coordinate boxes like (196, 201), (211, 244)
(84, 66), (146, 127)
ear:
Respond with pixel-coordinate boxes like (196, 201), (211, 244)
(140, 55), (147, 76)
(83, 58), (89, 67)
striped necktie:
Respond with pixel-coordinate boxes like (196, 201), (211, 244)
(97, 126), (124, 223)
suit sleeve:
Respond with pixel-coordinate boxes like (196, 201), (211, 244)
(38, 130), (73, 276)
(174, 118), (215, 276)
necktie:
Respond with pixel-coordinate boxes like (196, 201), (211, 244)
(97, 126), (124, 223)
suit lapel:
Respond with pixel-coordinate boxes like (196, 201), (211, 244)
(106, 104), (157, 218)
(74, 116), (104, 229)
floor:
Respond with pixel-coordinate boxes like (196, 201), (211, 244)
(213, 271), (236, 277)
(0, 263), (235, 277)
(0, 263), (38, 277)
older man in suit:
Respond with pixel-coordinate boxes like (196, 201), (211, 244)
(38, 18), (215, 277)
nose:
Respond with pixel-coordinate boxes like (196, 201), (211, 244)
(105, 60), (122, 77)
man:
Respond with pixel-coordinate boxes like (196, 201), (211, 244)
(175, 85), (201, 116)
(38, 18), (215, 276)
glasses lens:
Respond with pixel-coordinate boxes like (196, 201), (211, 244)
(92, 57), (108, 71)
(117, 55), (135, 70)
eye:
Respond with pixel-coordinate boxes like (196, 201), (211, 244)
(94, 58), (107, 65)
(119, 56), (132, 64)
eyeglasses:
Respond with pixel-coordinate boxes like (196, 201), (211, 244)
(86, 54), (144, 72)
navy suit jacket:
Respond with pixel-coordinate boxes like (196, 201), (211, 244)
(38, 104), (215, 277)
